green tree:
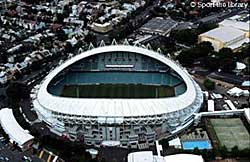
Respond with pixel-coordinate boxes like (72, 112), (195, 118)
(239, 148), (250, 157)
(159, 139), (169, 149)
(205, 51), (220, 70)
(203, 79), (215, 90)
(231, 146), (239, 157)
(6, 81), (29, 104)
(219, 145), (228, 158)
(85, 32), (97, 44)
(193, 147), (201, 155)
(196, 41), (214, 57)
(218, 48), (236, 71)
(218, 48), (233, 58)
(198, 23), (219, 34)
(170, 29), (198, 45)
(176, 49), (195, 67)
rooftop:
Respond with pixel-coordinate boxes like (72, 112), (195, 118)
(219, 19), (249, 31)
(140, 17), (178, 35)
(200, 26), (245, 43)
(0, 108), (34, 148)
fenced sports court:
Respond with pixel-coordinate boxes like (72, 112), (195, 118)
(210, 118), (250, 150)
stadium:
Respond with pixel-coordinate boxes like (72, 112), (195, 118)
(32, 44), (203, 148)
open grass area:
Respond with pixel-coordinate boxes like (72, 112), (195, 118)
(210, 118), (250, 151)
(61, 84), (175, 98)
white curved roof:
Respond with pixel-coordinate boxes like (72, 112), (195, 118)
(0, 108), (34, 148)
(164, 154), (204, 162)
(35, 45), (199, 117)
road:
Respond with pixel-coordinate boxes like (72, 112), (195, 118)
(208, 72), (245, 85)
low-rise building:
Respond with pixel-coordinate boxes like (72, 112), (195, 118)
(168, 137), (181, 149)
(198, 26), (249, 51)
(208, 100), (215, 112)
(0, 72), (7, 84)
(227, 87), (245, 97)
(219, 19), (249, 38)
(91, 22), (113, 33)
(140, 17), (178, 36)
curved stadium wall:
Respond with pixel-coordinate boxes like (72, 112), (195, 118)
(31, 45), (203, 148)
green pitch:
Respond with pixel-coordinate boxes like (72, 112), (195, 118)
(61, 84), (175, 98)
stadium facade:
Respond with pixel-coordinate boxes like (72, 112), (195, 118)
(31, 45), (203, 148)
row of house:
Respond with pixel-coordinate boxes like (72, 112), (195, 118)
(0, 0), (98, 85)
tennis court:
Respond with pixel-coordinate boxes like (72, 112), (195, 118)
(210, 118), (250, 150)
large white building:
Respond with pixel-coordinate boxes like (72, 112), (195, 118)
(198, 26), (249, 51)
(31, 45), (203, 148)
(199, 17), (249, 52)
(0, 108), (34, 151)
(219, 19), (249, 38)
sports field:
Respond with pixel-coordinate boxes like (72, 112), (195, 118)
(210, 118), (250, 150)
(60, 84), (175, 98)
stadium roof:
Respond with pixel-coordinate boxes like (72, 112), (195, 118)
(0, 108), (34, 148)
(200, 26), (245, 43)
(35, 45), (201, 118)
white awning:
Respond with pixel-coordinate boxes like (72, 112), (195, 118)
(0, 108), (34, 148)
(101, 140), (120, 146)
(164, 154), (204, 162)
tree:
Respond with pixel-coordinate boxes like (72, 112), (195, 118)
(31, 60), (42, 71)
(56, 28), (67, 41)
(170, 29), (198, 45)
(218, 48), (236, 71)
(153, 6), (166, 14)
(219, 145), (228, 158)
(205, 51), (220, 70)
(6, 81), (29, 104)
(159, 139), (169, 149)
(218, 48), (233, 60)
(0, 53), (7, 63)
(239, 148), (250, 157)
(221, 57), (236, 72)
(198, 23), (218, 34)
(203, 79), (215, 90)
(176, 49), (195, 67)
(56, 13), (64, 23)
(196, 41), (214, 58)
(85, 32), (97, 44)
(231, 146), (239, 157)
(193, 147), (201, 155)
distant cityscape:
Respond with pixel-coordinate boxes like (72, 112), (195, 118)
(0, 0), (249, 162)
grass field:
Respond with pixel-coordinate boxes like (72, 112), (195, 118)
(61, 84), (175, 98)
(210, 118), (250, 150)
